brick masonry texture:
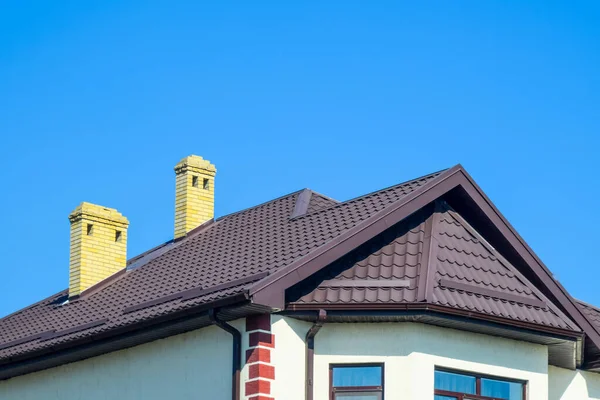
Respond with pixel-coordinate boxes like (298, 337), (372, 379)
(248, 396), (275, 400)
(174, 155), (216, 239)
(249, 364), (275, 380)
(68, 202), (129, 297)
(245, 379), (271, 396)
(246, 315), (271, 332)
(249, 332), (275, 348)
(245, 314), (275, 399)
(245, 347), (271, 364)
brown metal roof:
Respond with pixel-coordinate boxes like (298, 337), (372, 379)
(0, 170), (441, 365)
(3, 163), (600, 376)
(291, 208), (427, 305)
(291, 202), (576, 330)
(578, 301), (600, 332)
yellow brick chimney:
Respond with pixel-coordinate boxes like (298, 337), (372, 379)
(174, 155), (216, 239)
(68, 202), (129, 297)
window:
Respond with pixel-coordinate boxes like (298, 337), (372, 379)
(434, 368), (525, 400)
(330, 364), (383, 400)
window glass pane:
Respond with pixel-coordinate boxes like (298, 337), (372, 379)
(335, 393), (381, 400)
(434, 370), (476, 394)
(481, 378), (523, 400)
(434, 396), (458, 400)
(333, 366), (382, 387)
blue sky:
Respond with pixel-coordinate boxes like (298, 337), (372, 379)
(0, 1), (599, 318)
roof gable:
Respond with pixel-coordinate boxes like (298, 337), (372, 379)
(289, 202), (576, 331)
(250, 165), (600, 366)
(431, 205), (574, 330)
(289, 207), (429, 305)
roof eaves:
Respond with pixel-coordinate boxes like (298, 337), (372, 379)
(292, 168), (449, 221)
(0, 293), (253, 380)
(215, 189), (304, 222)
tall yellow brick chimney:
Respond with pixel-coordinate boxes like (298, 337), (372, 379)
(174, 155), (216, 239)
(68, 202), (129, 297)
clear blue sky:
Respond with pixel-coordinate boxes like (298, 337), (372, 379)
(0, 1), (598, 318)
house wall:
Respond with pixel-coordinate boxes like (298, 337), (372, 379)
(0, 320), (245, 400)
(272, 317), (549, 400)
(2, 317), (595, 400)
(548, 366), (600, 400)
(271, 315), (313, 400)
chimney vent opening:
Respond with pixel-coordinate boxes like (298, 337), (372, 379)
(173, 155), (216, 239)
(68, 202), (129, 297)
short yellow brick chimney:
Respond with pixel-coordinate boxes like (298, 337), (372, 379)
(174, 155), (216, 239)
(68, 202), (129, 297)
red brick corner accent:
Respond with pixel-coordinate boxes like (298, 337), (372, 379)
(245, 315), (275, 399)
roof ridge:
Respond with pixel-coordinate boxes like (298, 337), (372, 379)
(291, 168), (448, 220)
(216, 189), (304, 221)
(576, 299), (600, 312)
(289, 189), (313, 219)
(309, 190), (339, 204)
(250, 166), (462, 307)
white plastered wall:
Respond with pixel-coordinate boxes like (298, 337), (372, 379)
(0, 319), (245, 400)
(548, 365), (600, 400)
(272, 317), (548, 400)
(271, 315), (312, 400)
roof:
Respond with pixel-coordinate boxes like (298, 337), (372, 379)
(579, 301), (600, 329)
(0, 171), (441, 364)
(2, 164), (600, 376)
(291, 202), (575, 330)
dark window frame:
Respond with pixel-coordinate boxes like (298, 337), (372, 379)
(434, 367), (527, 400)
(329, 363), (385, 400)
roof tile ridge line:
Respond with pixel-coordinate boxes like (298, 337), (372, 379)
(126, 217), (215, 268)
(248, 165), (463, 297)
(289, 189), (313, 219)
(127, 240), (173, 265)
(310, 190), (339, 204)
(457, 167), (599, 338)
(0, 289), (67, 324)
(132, 218), (220, 267)
(416, 205), (436, 302)
(422, 201), (445, 303)
(215, 189), (305, 221)
(444, 208), (580, 332)
(289, 168), (450, 221)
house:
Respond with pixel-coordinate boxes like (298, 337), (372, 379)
(1, 155), (600, 400)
